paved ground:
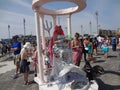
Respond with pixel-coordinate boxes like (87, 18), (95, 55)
(0, 48), (120, 90)
(0, 55), (15, 74)
(0, 55), (39, 90)
(91, 49), (120, 90)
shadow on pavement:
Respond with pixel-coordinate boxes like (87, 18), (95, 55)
(94, 60), (105, 63)
(96, 78), (120, 90)
(0, 64), (7, 68)
(104, 70), (120, 76)
(0, 56), (13, 62)
(97, 53), (104, 55)
(108, 55), (117, 58)
(96, 70), (120, 90)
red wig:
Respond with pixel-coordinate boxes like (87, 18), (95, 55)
(53, 25), (64, 36)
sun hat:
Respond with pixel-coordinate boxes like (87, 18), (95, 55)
(23, 42), (31, 49)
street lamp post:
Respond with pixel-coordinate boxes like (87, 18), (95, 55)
(95, 11), (99, 34)
(81, 25), (83, 36)
(58, 16), (60, 25)
(8, 25), (10, 39)
(23, 18), (26, 36)
(65, 26), (67, 35)
(89, 21), (92, 35)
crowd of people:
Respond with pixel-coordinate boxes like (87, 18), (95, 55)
(0, 41), (11, 56)
(1, 25), (120, 85)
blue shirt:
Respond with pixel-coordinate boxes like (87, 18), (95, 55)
(12, 41), (21, 55)
(111, 37), (116, 45)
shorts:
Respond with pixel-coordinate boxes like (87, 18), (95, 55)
(13, 54), (21, 66)
(20, 60), (30, 73)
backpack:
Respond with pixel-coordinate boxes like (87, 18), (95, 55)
(93, 65), (104, 76)
(83, 60), (104, 81)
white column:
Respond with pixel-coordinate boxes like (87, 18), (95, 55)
(34, 9), (44, 83)
(40, 14), (46, 75)
(40, 14), (46, 51)
(52, 15), (57, 28)
(67, 14), (72, 36)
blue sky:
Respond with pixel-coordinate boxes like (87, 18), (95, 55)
(0, 0), (120, 40)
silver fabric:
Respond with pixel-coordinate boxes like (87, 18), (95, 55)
(49, 58), (89, 90)
(49, 35), (89, 90)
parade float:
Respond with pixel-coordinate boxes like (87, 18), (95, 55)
(32, 0), (98, 90)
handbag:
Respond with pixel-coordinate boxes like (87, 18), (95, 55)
(27, 61), (30, 65)
(85, 47), (88, 53)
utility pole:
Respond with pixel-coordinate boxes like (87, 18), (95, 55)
(23, 18), (26, 36)
(95, 11), (99, 34)
(8, 25), (10, 39)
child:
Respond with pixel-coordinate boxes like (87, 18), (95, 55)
(102, 39), (109, 60)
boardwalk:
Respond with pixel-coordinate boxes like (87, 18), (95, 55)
(0, 48), (120, 90)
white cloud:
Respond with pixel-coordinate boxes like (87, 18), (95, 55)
(11, 0), (31, 8)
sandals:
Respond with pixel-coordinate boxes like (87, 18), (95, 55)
(24, 81), (30, 85)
